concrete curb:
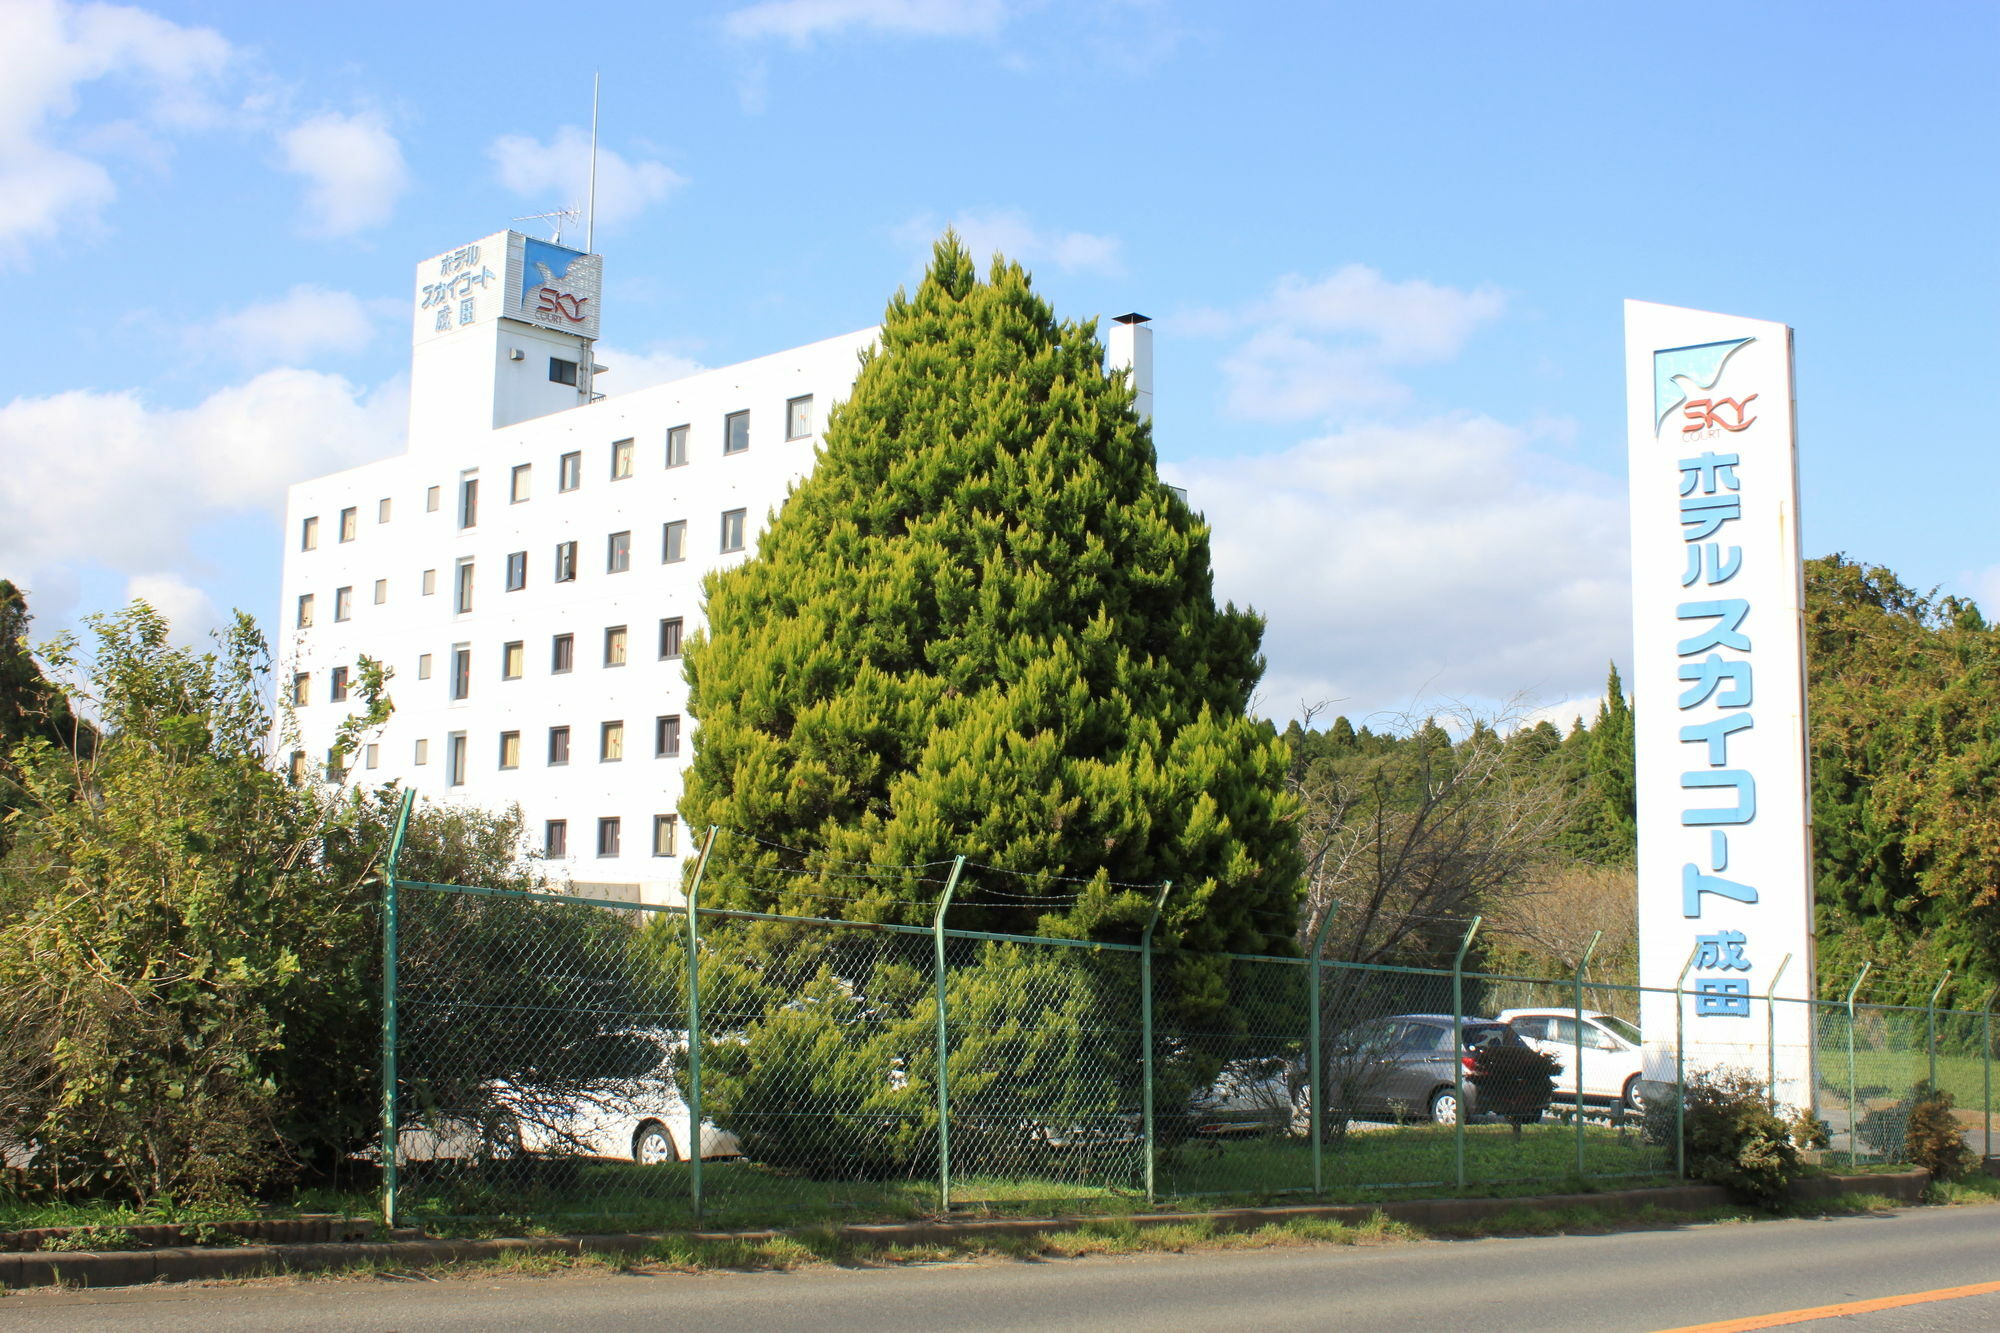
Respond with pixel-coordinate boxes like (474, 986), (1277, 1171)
(0, 1171), (1930, 1290)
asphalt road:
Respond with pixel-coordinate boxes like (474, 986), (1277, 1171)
(8, 1204), (1999, 1332)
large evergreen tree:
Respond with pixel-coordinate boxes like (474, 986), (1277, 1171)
(680, 236), (1300, 954)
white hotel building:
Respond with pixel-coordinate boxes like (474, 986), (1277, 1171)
(279, 230), (1154, 907)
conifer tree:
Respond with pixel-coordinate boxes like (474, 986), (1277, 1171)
(680, 236), (1300, 955)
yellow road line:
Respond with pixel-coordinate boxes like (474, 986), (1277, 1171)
(1652, 1278), (2000, 1332)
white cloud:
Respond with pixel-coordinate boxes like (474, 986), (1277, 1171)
(0, 0), (232, 262)
(1518, 695), (1605, 736)
(896, 208), (1123, 276)
(123, 572), (219, 646)
(489, 127), (685, 232)
(1186, 265), (1505, 423)
(592, 343), (707, 395)
(280, 110), (407, 236)
(725, 0), (1014, 44)
(1957, 562), (2000, 617)
(0, 369), (404, 622)
(1166, 414), (1630, 724)
(210, 284), (378, 364)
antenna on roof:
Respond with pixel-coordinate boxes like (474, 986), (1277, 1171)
(512, 208), (581, 245)
(585, 72), (600, 253)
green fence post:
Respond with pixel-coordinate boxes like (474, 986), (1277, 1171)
(1926, 971), (1951, 1092)
(1844, 962), (1872, 1166)
(1140, 881), (1172, 1206)
(1673, 945), (1698, 1183)
(1308, 900), (1341, 1201)
(683, 825), (719, 1225)
(1985, 995), (1995, 1165)
(1451, 916), (1482, 1190)
(1573, 931), (1600, 1182)
(379, 788), (415, 1232)
(932, 856), (966, 1215)
(1765, 953), (1792, 1110)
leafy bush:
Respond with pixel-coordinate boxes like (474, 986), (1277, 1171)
(1467, 1043), (1561, 1133)
(1643, 1067), (1815, 1206)
(1903, 1082), (1977, 1180)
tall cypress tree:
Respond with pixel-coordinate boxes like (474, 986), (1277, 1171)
(681, 236), (1300, 954)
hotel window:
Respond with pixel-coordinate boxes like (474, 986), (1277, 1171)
(323, 747), (345, 784)
(659, 520), (686, 564)
(655, 714), (681, 758)
(300, 516), (319, 550)
(418, 652), (433, 680)
(510, 463), (531, 503)
(422, 569), (437, 596)
(559, 451), (581, 491)
(554, 540), (578, 582)
(597, 816), (621, 858)
(506, 551), (527, 591)
(377, 497), (392, 523)
(334, 586), (353, 622)
(447, 732), (467, 787)
(604, 625), (627, 667)
(545, 819), (568, 856)
(665, 424), (689, 467)
(720, 508), (746, 553)
(450, 646), (471, 700)
(607, 530), (631, 573)
(600, 720), (624, 762)
(296, 593), (314, 628)
(373, 578), (388, 605)
(786, 395), (813, 440)
(458, 477), (478, 529)
(502, 641), (524, 679)
(611, 438), (634, 479)
(551, 632), (575, 673)
(659, 617), (684, 659)
(291, 672), (310, 706)
(454, 560), (474, 613)
(498, 730), (521, 770)
(288, 750), (307, 784)
(426, 485), (441, 512)
(339, 506), (357, 542)
(364, 743), (380, 771)
(329, 665), (349, 702)
(413, 738), (429, 766)
(653, 814), (679, 857)
(549, 356), (579, 386)
(548, 725), (571, 765)
(723, 409), (749, 455)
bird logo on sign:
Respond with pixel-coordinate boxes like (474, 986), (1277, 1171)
(1654, 338), (1755, 437)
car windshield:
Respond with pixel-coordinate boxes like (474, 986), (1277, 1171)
(1461, 1024), (1518, 1050)
(1598, 1016), (1642, 1045)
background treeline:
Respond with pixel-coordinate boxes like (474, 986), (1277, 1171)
(1280, 552), (2000, 1013)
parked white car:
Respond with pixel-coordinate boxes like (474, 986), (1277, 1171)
(509, 1030), (742, 1164)
(1495, 1009), (1646, 1112)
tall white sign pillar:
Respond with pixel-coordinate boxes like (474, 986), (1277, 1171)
(1624, 300), (1816, 1109)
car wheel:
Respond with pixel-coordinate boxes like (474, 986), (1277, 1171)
(633, 1122), (678, 1165)
(1428, 1088), (1460, 1125)
(1622, 1076), (1645, 1113)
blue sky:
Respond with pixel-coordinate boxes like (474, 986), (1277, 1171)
(1, 0), (1994, 725)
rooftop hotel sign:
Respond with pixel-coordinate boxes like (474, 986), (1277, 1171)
(1624, 301), (1815, 1107)
(412, 231), (603, 345)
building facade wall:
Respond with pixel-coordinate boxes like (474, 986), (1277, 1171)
(278, 324), (877, 905)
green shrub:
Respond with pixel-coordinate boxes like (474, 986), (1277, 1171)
(1903, 1082), (1977, 1180)
(1467, 1043), (1561, 1133)
(1643, 1068), (1815, 1206)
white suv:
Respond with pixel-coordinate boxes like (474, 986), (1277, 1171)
(1495, 1009), (1646, 1112)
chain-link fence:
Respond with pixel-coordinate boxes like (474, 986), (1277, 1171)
(379, 838), (1998, 1232)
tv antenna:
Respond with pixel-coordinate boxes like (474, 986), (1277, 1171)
(512, 208), (582, 246)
